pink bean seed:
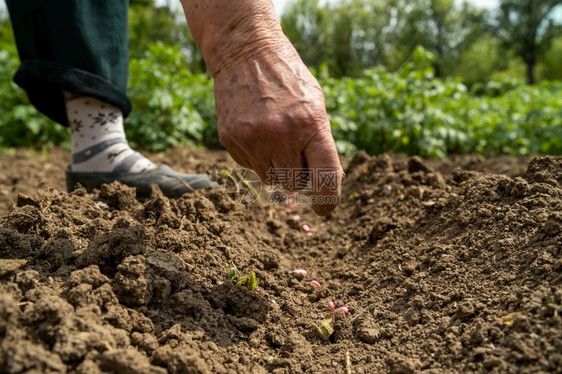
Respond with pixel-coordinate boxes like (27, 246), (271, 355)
(334, 307), (349, 315)
(291, 215), (301, 222)
(327, 301), (335, 311)
(293, 269), (308, 275)
(306, 232), (313, 238)
(302, 224), (311, 232)
(310, 280), (322, 289)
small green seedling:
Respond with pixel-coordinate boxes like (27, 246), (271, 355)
(247, 272), (258, 292)
(224, 264), (258, 292)
(228, 267), (236, 281)
(220, 169), (259, 199)
(227, 265), (247, 285)
(220, 170), (240, 194)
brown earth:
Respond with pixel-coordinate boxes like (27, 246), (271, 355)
(0, 147), (561, 373)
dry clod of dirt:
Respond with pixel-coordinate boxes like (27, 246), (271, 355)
(0, 148), (561, 373)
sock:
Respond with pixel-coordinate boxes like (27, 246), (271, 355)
(64, 92), (156, 173)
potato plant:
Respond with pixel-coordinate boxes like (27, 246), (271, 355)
(0, 44), (560, 158)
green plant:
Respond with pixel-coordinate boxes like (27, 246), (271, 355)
(126, 42), (215, 151)
(247, 272), (258, 292)
(0, 46), (69, 149)
(224, 265), (258, 292)
(323, 47), (562, 158)
(1, 41), (560, 159)
(220, 169), (260, 199)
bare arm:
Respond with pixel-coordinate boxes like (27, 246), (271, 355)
(180, 0), (283, 76)
(180, 0), (343, 215)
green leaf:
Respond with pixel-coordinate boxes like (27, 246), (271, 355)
(247, 272), (258, 292)
(228, 267), (237, 282)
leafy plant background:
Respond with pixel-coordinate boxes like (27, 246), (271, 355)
(1, 42), (560, 158)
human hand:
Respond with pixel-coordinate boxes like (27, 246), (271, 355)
(213, 41), (343, 215)
(180, 0), (342, 214)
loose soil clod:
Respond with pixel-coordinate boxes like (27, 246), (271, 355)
(0, 147), (561, 373)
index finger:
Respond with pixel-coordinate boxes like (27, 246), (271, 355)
(303, 129), (343, 216)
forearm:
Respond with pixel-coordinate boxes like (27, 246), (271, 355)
(180, 0), (287, 77)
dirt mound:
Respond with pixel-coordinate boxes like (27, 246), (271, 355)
(0, 148), (560, 373)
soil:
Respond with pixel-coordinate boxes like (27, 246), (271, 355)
(0, 147), (561, 373)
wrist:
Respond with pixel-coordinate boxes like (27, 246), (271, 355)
(207, 26), (288, 78)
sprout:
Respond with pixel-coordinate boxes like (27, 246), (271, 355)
(228, 266), (237, 282)
(247, 272), (258, 292)
(225, 265), (258, 292)
(327, 301), (335, 312)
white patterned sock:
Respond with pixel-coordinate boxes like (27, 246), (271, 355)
(64, 92), (156, 173)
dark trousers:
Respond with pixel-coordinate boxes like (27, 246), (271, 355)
(6, 0), (131, 126)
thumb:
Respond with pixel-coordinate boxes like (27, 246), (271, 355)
(303, 130), (343, 216)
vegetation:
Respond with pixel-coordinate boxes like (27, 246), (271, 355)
(0, 44), (68, 148)
(225, 265), (258, 292)
(323, 48), (562, 157)
(281, 0), (562, 83)
(496, 0), (562, 84)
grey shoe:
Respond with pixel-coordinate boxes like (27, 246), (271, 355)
(66, 165), (218, 199)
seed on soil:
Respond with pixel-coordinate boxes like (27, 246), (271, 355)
(302, 224), (311, 232)
(328, 301), (348, 315)
(293, 269), (308, 275)
(311, 280), (322, 289)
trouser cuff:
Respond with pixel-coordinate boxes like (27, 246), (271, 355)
(14, 59), (132, 127)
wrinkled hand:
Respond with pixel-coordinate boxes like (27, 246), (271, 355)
(213, 42), (343, 215)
